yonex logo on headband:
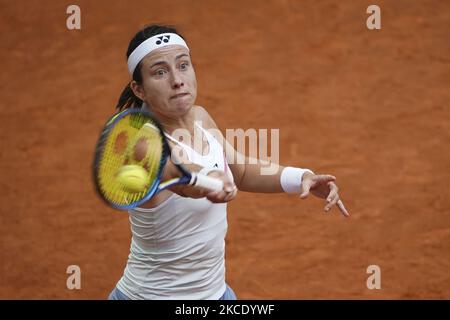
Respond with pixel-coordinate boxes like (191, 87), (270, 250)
(127, 33), (189, 75)
(156, 35), (170, 45)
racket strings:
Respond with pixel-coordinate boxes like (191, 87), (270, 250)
(99, 120), (136, 203)
(97, 114), (164, 206)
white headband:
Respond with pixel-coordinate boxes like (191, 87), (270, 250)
(127, 33), (189, 75)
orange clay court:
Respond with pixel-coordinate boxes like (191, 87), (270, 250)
(0, 0), (449, 299)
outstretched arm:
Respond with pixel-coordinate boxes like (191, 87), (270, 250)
(198, 106), (349, 216)
(227, 142), (349, 217)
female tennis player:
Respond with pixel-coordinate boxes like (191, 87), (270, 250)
(108, 24), (349, 300)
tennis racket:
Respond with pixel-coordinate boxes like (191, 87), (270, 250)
(93, 108), (224, 210)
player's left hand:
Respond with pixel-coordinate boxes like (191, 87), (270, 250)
(299, 172), (349, 217)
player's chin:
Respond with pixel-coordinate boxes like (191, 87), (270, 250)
(170, 98), (193, 114)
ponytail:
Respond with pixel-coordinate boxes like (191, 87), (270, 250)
(116, 82), (143, 110)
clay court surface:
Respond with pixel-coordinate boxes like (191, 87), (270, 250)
(1, 0), (449, 299)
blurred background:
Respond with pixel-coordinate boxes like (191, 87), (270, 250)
(0, 0), (449, 299)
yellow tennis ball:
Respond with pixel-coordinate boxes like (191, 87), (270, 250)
(116, 165), (149, 193)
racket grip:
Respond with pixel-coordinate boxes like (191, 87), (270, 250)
(192, 173), (224, 191)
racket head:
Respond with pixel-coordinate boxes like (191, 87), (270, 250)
(93, 108), (171, 210)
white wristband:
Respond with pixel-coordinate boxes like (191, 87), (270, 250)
(280, 167), (314, 194)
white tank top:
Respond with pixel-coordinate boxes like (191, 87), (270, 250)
(116, 123), (233, 300)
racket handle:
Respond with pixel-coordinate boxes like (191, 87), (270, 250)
(192, 173), (224, 191)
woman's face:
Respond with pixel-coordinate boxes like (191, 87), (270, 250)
(133, 45), (197, 118)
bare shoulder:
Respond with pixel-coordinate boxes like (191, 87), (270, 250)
(193, 105), (219, 130)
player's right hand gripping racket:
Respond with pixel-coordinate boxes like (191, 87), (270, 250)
(93, 108), (224, 210)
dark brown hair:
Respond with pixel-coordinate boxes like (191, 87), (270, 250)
(116, 25), (184, 110)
